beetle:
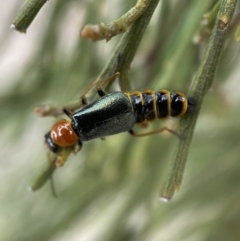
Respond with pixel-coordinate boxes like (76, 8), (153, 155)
(44, 73), (196, 166)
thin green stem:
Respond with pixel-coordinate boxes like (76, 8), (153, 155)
(161, 0), (238, 201)
(29, 154), (56, 192)
(81, 0), (151, 41)
(11, 0), (48, 33)
(30, 146), (75, 192)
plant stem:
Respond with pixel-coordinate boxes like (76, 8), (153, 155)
(81, 0), (151, 41)
(161, 0), (238, 201)
(11, 0), (48, 33)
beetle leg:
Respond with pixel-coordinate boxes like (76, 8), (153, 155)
(128, 127), (183, 139)
(97, 72), (120, 97)
(63, 108), (73, 118)
(74, 140), (83, 153)
(80, 77), (100, 106)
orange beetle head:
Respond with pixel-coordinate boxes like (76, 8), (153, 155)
(50, 119), (79, 148)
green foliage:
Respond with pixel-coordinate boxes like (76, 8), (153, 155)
(1, 0), (240, 241)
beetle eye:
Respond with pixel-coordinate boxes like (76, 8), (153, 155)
(44, 131), (60, 153)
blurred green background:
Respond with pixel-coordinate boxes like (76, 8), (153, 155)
(1, 0), (240, 241)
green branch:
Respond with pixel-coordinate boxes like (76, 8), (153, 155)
(81, 0), (151, 41)
(11, 0), (48, 33)
(161, 0), (238, 201)
(29, 146), (75, 192)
